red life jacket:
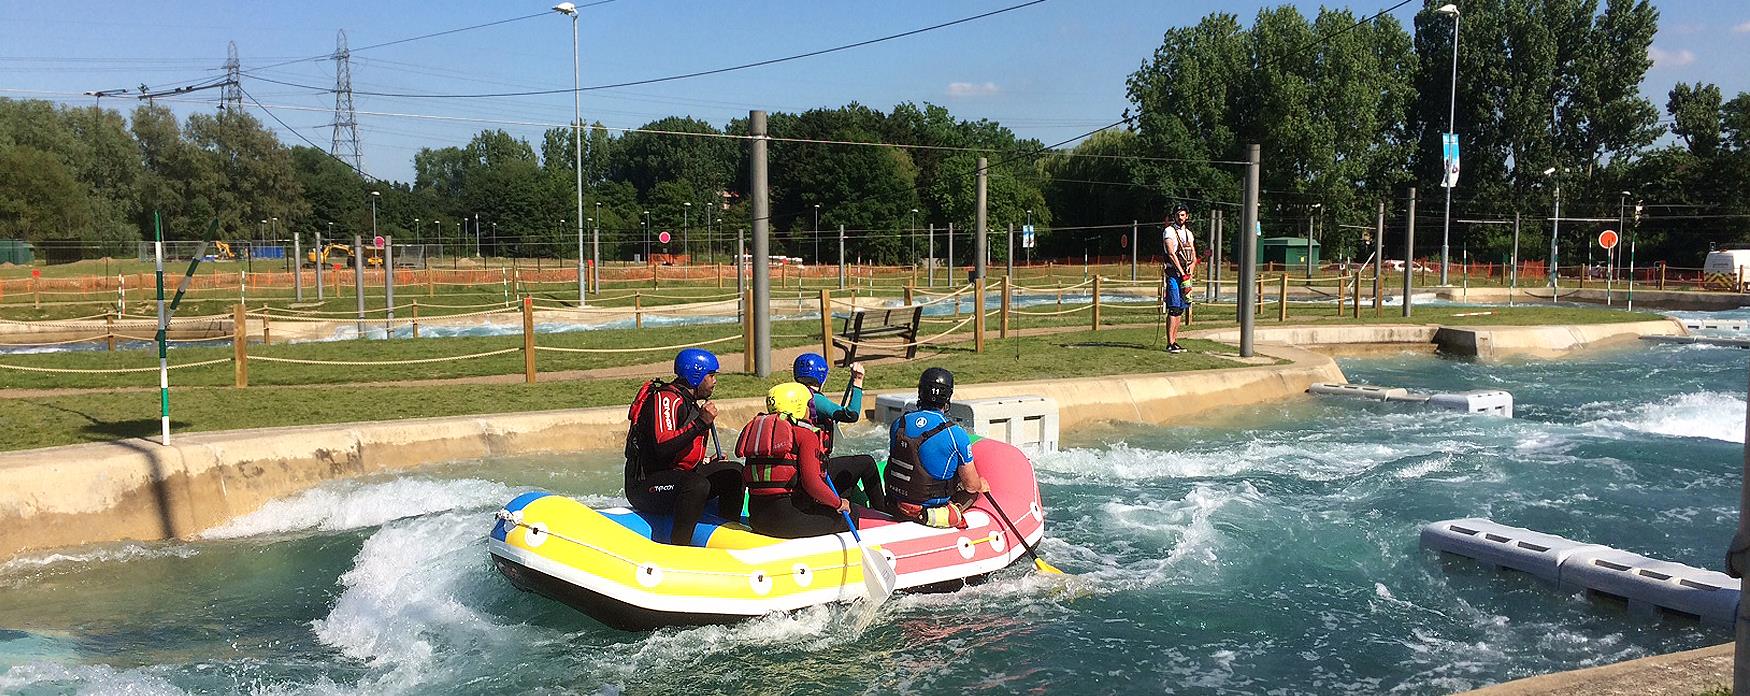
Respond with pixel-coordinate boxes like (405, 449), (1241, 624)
(736, 412), (808, 497)
(625, 378), (706, 477)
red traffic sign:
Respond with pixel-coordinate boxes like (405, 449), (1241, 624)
(1598, 229), (1618, 250)
(1121, 233), (1129, 249)
(373, 235), (386, 249)
(658, 231), (672, 245)
(31, 268), (41, 279)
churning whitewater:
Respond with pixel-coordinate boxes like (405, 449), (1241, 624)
(0, 341), (1742, 694)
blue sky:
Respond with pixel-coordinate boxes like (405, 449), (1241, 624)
(5, 0), (1747, 183)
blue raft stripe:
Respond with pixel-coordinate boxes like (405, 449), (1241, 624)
(491, 491), (557, 541)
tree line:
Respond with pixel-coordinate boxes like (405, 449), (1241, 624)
(2, 0), (1746, 266)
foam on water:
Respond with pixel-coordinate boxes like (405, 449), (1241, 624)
(200, 477), (521, 539)
(0, 543), (199, 585)
(0, 662), (188, 696)
(1581, 390), (1747, 443)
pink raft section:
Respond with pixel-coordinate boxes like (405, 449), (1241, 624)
(847, 436), (1046, 589)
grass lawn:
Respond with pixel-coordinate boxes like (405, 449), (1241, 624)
(0, 327), (1236, 451)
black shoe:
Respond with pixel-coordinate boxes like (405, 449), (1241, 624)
(1167, 343), (1187, 353)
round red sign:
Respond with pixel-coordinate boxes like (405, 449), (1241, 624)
(658, 231), (672, 245)
(1598, 229), (1618, 250)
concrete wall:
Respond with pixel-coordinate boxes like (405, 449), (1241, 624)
(0, 346), (1342, 560)
(1440, 286), (1747, 311)
(1432, 318), (1688, 358)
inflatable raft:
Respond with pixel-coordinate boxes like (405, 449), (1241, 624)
(488, 435), (1046, 630)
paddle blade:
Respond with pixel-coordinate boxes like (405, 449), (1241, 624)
(1033, 557), (1066, 575)
(859, 544), (897, 602)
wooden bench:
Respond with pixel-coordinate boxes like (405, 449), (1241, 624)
(831, 306), (923, 366)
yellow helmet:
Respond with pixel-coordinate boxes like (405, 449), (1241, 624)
(766, 382), (812, 421)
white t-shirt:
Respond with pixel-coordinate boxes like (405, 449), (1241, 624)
(1162, 223), (1195, 274)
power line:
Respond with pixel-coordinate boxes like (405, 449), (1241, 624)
(241, 85), (379, 182)
(240, 0), (1050, 99)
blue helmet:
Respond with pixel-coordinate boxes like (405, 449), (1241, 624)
(673, 348), (720, 388)
(792, 353), (829, 387)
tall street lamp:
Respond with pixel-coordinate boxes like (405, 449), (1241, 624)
(683, 201), (692, 263)
(554, 2), (586, 304)
(643, 210), (651, 262)
(813, 203), (821, 266)
(593, 201), (602, 290)
(1437, 3), (1460, 285)
(369, 191), (380, 247)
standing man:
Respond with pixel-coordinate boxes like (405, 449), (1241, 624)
(1161, 204), (1198, 354)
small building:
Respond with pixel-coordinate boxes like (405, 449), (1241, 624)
(1258, 237), (1320, 266)
(0, 240), (33, 265)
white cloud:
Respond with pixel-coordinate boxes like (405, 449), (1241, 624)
(1647, 45), (1696, 67)
(946, 81), (1000, 97)
(1734, 21), (1750, 34)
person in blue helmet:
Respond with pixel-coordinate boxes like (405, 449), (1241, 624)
(791, 353), (887, 512)
(624, 348), (744, 546)
(885, 367), (986, 528)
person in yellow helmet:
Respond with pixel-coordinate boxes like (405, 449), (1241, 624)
(737, 382), (886, 538)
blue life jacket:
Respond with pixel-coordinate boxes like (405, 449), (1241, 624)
(886, 409), (972, 506)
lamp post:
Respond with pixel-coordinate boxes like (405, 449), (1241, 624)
(1025, 208), (1033, 268)
(593, 201), (602, 291)
(554, 2), (585, 304)
(369, 191), (380, 249)
(1543, 166), (1562, 288)
(1436, 3), (1460, 285)
(643, 210), (651, 262)
(813, 203), (821, 266)
(1307, 203), (1321, 278)
(684, 201), (692, 264)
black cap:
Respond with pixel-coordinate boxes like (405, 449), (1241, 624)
(918, 367), (954, 408)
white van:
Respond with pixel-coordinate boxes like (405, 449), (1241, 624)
(1703, 250), (1750, 291)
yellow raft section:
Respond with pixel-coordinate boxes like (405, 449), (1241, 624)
(497, 493), (881, 608)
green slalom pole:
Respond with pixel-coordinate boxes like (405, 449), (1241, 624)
(154, 212), (168, 445)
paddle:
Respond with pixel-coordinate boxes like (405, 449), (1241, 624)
(823, 475), (897, 604)
(984, 491), (1065, 575)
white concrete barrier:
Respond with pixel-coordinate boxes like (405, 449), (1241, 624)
(873, 394), (1060, 454)
(1422, 517), (1739, 626)
(1309, 383), (1513, 417)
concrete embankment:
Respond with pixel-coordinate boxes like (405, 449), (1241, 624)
(1454, 642), (1730, 696)
(1196, 318), (1686, 359)
(1438, 286), (1747, 311)
(0, 344), (1341, 559)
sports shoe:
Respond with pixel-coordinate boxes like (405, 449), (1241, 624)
(1167, 343), (1187, 354)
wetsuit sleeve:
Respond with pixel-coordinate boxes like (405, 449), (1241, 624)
(950, 425), (975, 468)
(794, 427), (839, 508)
(810, 389), (862, 424)
(646, 391), (708, 464)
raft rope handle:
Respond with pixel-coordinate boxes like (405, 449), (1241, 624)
(492, 510), (855, 578)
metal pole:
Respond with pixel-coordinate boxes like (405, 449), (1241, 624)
(315, 229), (324, 301)
(1214, 210), (1224, 300)
(947, 223), (955, 285)
(1131, 220), (1139, 281)
(1628, 210), (1637, 312)
(1440, 10), (1459, 286)
(749, 110), (772, 376)
(292, 231), (302, 301)
(1005, 222), (1014, 280)
(1374, 201), (1385, 311)
(1239, 144), (1260, 358)
(1205, 211), (1215, 300)
(975, 157), (988, 285)
(1404, 188), (1417, 318)
(154, 212), (169, 445)
(1551, 178), (1562, 289)
(928, 223), (936, 287)
(838, 224), (846, 289)
(353, 235), (366, 336)
(1510, 212), (1521, 305)
(736, 228), (745, 308)
(593, 211), (602, 294)
(1307, 214), (1316, 279)
(384, 235), (395, 337)
(1735, 368), (1750, 694)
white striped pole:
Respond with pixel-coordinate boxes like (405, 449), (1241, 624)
(154, 212), (169, 445)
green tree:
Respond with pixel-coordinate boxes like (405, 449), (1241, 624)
(0, 147), (95, 244)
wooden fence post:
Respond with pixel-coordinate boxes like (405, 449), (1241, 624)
(1351, 271), (1362, 319)
(33, 277), (40, 309)
(260, 306), (271, 345)
(106, 312), (117, 351)
(522, 296), (536, 384)
(651, 262), (659, 289)
(974, 281), (986, 352)
(412, 300), (421, 339)
(428, 268), (436, 297)
(904, 285), (914, 306)
(634, 292), (643, 329)
(819, 289), (833, 364)
(1278, 274), (1288, 321)
(1659, 263), (1666, 290)
(1000, 274), (1011, 339)
(743, 288), (755, 374)
(1091, 275), (1102, 331)
(1336, 275), (1346, 317)
(233, 303), (248, 388)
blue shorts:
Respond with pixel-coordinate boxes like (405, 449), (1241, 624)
(1165, 277), (1190, 316)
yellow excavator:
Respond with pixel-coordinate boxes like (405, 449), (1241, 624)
(209, 241), (237, 261)
(307, 243), (383, 268)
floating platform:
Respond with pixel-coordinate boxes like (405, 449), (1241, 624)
(1421, 517), (1738, 626)
(1307, 383), (1513, 417)
(1642, 335), (1750, 349)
